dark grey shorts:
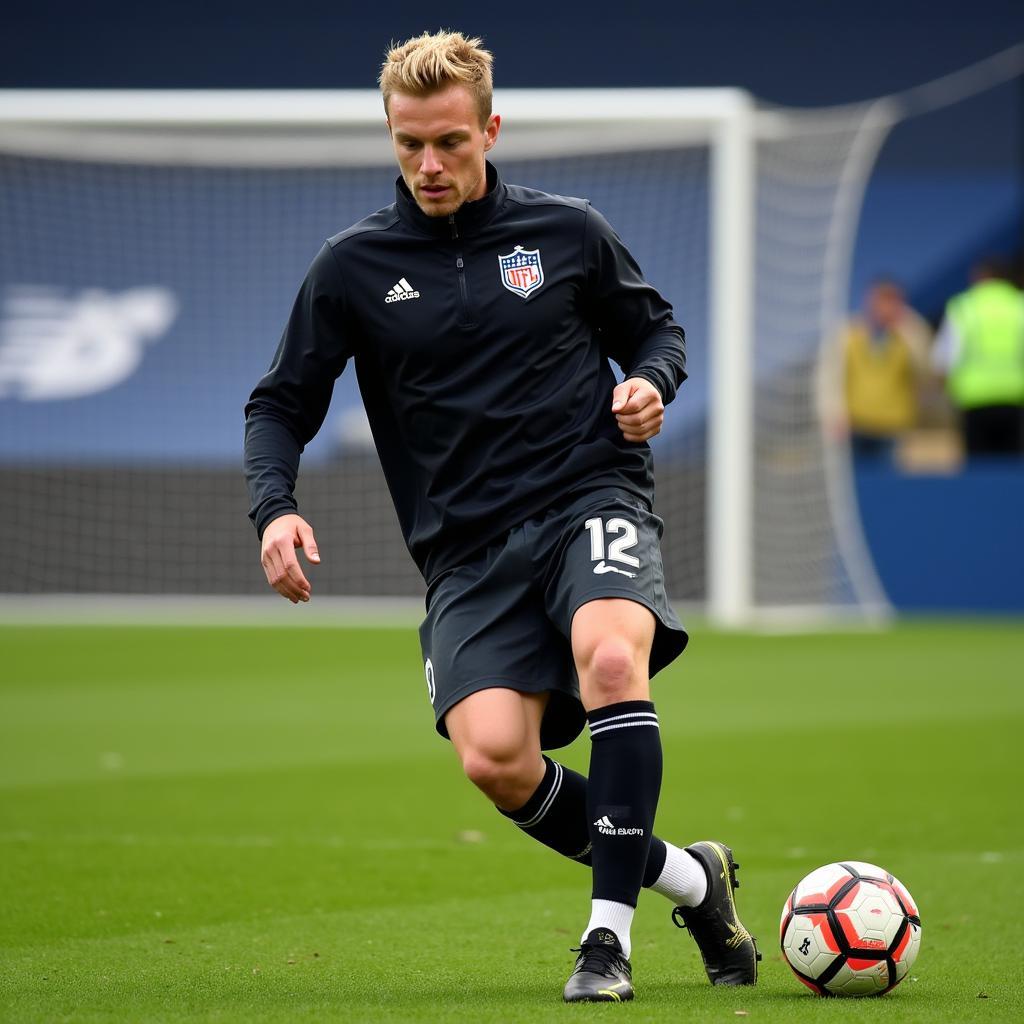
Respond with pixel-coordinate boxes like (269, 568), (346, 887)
(418, 487), (688, 750)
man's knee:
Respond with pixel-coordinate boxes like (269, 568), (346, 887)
(459, 743), (542, 809)
(578, 636), (648, 708)
(444, 688), (548, 810)
(572, 599), (654, 710)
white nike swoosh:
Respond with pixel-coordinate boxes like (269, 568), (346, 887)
(593, 561), (637, 578)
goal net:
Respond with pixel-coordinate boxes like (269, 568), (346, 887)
(0, 66), (1015, 624)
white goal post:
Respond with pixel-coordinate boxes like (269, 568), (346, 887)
(0, 87), (886, 626)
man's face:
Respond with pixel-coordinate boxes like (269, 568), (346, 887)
(387, 85), (500, 218)
(866, 284), (903, 330)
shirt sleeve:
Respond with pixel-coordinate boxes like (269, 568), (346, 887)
(243, 243), (355, 538)
(582, 204), (687, 404)
(899, 307), (933, 371)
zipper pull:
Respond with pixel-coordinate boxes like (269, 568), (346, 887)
(457, 257), (464, 269)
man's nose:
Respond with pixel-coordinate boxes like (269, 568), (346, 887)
(420, 146), (443, 175)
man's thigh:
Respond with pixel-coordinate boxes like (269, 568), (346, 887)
(418, 546), (586, 751)
(540, 488), (689, 679)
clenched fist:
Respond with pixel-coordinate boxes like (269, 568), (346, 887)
(611, 377), (665, 443)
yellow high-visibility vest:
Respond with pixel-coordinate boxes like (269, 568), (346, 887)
(946, 279), (1024, 409)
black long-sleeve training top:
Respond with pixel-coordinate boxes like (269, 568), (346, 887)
(244, 163), (687, 584)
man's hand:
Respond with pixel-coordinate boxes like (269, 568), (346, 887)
(611, 377), (665, 443)
(260, 513), (320, 603)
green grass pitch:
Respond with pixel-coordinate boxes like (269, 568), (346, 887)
(1, 620), (1022, 1023)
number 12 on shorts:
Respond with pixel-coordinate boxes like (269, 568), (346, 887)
(584, 517), (640, 577)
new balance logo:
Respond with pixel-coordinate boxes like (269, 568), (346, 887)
(594, 815), (644, 837)
(385, 277), (420, 303)
(593, 560), (637, 579)
(0, 285), (177, 400)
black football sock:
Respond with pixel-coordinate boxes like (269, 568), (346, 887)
(498, 755), (593, 863)
(586, 700), (662, 907)
(498, 755), (669, 886)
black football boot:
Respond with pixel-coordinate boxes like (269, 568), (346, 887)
(672, 841), (761, 985)
(562, 928), (634, 1002)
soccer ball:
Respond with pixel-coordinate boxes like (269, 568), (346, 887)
(779, 861), (921, 996)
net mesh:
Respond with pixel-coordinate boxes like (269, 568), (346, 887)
(752, 106), (889, 613)
(0, 97), (907, 617)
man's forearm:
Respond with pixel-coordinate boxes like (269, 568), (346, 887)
(244, 412), (304, 538)
(626, 326), (687, 406)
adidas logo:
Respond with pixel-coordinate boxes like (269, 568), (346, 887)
(594, 815), (644, 837)
(385, 277), (420, 303)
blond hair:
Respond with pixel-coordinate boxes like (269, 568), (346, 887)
(379, 30), (494, 125)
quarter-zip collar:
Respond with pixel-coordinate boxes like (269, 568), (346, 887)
(395, 162), (505, 238)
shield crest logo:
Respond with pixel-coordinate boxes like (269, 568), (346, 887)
(498, 246), (544, 299)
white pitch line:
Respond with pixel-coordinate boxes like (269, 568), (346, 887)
(0, 594), (424, 627)
(0, 831), (507, 851)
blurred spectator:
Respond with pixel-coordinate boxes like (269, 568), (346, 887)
(932, 258), (1024, 457)
(830, 278), (932, 462)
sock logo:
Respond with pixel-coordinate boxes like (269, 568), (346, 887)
(594, 815), (644, 837)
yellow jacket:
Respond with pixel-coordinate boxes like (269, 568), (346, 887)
(842, 319), (920, 435)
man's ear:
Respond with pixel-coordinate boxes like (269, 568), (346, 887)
(483, 113), (501, 152)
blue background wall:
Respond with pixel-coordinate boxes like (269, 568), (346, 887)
(857, 466), (1024, 612)
(3, 0), (1020, 103)
(5, 0), (1022, 319)
(2, 1), (1023, 611)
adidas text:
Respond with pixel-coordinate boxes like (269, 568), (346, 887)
(385, 277), (420, 303)
(594, 815), (644, 837)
